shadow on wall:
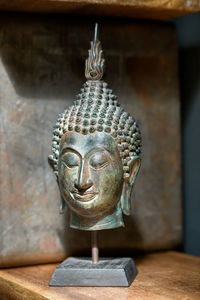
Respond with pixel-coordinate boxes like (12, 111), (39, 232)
(179, 46), (200, 257)
(0, 15), (86, 100)
(172, 12), (200, 256)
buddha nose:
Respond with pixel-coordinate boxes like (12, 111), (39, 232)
(74, 160), (93, 192)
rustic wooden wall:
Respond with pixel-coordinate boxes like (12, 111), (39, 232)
(0, 13), (182, 267)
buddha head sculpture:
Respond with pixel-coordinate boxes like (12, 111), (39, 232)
(48, 24), (141, 231)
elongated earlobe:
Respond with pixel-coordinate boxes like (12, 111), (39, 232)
(60, 196), (67, 214)
(48, 157), (66, 213)
(121, 157), (141, 215)
(56, 176), (67, 214)
(57, 178), (67, 214)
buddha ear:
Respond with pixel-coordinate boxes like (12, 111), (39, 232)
(48, 155), (65, 213)
(60, 195), (67, 214)
(128, 157), (141, 186)
(121, 157), (141, 216)
(48, 155), (55, 170)
(48, 155), (58, 177)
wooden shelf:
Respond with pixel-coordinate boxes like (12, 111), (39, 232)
(0, 251), (200, 299)
(0, 0), (199, 20)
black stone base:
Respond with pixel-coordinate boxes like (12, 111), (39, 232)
(49, 257), (138, 287)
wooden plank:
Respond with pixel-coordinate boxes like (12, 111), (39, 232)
(0, 15), (182, 267)
(0, 0), (199, 19)
(0, 252), (200, 300)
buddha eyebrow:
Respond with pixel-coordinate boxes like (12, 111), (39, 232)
(85, 148), (109, 159)
(61, 147), (81, 157)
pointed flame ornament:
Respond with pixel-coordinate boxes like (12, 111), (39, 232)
(85, 23), (105, 80)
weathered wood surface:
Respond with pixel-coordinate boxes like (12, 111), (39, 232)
(0, 0), (199, 19)
(0, 14), (182, 267)
(0, 252), (200, 300)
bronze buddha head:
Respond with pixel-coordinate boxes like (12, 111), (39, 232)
(49, 24), (141, 231)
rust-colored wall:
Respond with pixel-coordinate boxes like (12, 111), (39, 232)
(0, 14), (182, 267)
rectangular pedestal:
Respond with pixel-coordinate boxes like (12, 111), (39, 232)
(49, 257), (137, 287)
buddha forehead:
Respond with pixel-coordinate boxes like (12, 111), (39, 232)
(60, 131), (119, 158)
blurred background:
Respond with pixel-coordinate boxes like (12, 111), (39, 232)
(173, 13), (200, 257)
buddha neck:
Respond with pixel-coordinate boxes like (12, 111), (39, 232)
(70, 207), (124, 231)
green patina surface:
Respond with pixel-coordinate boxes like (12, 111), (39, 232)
(49, 24), (141, 230)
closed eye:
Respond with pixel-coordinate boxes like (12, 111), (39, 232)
(62, 152), (80, 168)
(89, 151), (109, 170)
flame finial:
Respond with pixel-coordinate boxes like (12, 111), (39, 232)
(85, 23), (105, 81)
